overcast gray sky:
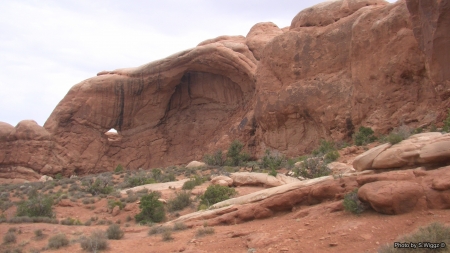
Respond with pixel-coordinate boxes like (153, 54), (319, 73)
(0, 0), (396, 127)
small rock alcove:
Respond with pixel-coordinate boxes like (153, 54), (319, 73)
(104, 128), (122, 142)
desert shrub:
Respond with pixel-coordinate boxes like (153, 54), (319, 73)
(16, 193), (53, 218)
(34, 229), (43, 238)
(60, 217), (83, 226)
(124, 173), (156, 188)
(353, 126), (377, 146)
(7, 216), (58, 224)
(81, 177), (113, 196)
(173, 222), (187, 231)
(378, 222), (450, 253)
(226, 140), (250, 166)
(47, 234), (69, 249)
(199, 185), (236, 208)
(135, 192), (165, 223)
(443, 109), (450, 133)
(196, 227), (214, 237)
(268, 168), (277, 177)
(298, 157), (331, 179)
(261, 149), (284, 171)
(324, 150), (340, 163)
(114, 164), (124, 174)
(107, 200), (125, 210)
(182, 176), (205, 190)
(0, 200), (13, 212)
(204, 150), (225, 166)
(167, 191), (191, 212)
(312, 140), (336, 156)
(54, 173), (63, 180)
(385, 125), (412, 145)
(343, 189), (367, 214)
(161, 230), (173, 241)
(106, 224), (124, 240)
(80, 230), (108, 252)
(148, 226), (171, 236)
(3, 232), (16, 244)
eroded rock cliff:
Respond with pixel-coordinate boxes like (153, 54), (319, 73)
(0, 0), (449, 178)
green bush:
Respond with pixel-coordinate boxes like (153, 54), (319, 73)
(125, 173), (156, 188)
(167, 191), (191, 212)
(60, 217), (83, 226)
(226, 140), (250, 166)
(182, 176), (205, 190)
(107, 200), (125, 210)
(16, 193), (54, 218)
(443, 109), (450, 133)
(353, 126), (376, 146)
(298, 157), (331, 179)
(80, 230), (108, 252)
(261, 149), (284, 171)
(312, 140), (336, 156)
(343, 189), (367, 214)
(135, 192), (165, 223)
(378, 222), (450, 253)
(47, 234), (69, 249)
(114, 164), (124, 174)
(106, 224), (124, 240)
(204, 150), (225, 166)
(199, 185), (236, 208)
(81, 177), (113, 196)
(324, 150), (340, 163)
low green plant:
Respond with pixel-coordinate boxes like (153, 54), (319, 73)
(34, 229), (44, 239)
(81, 177), (113, 196)
(378, 222), (450, 253)
(80, 230), (108, 252)
(196, 227), (214, 237)
(343, 189), (367, 214)
(385, 125), (412, 145)
(182, 176), (205, 190)
(443, 109), (450, 133)
(47, 234), (69, 249)
(173, 222), (187, 231)
(260, 149), (284, 171)
(114, 164), (124, 174)
(167, 191), (191, 212)
(107, 200), (125, 210)
(135, 192), (165, 223)
(204, 150), (225, 166)
(54, 173), (63, 180)
(161, 230), (173, 241)
(106, 224), (124, 240)
(125, 173), (156, 188)
(353, 126), (376, 146)
(148, 226), (171, 236)
(3, 232), (16, 244)
(226, 140), (250, 166)
(199, 185), (236, 208)
(298, 157), (331, 179)
(60, 217), (83, 226)
(16, 192), (54, 218)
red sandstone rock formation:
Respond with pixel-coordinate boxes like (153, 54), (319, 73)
(0, 0), (449, 178)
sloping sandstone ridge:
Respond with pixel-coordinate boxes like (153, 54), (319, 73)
(0, 0), (449, 178)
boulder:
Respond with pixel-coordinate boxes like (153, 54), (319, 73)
(327, 162), (355, 175)
(211, 175), (233, 187)
(353, 133), (450, 171)
(230, 172), (299, 187)
(39, 175), (53, 182)
(186, 161), (206, 168)
(358, 181), (425, 214)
